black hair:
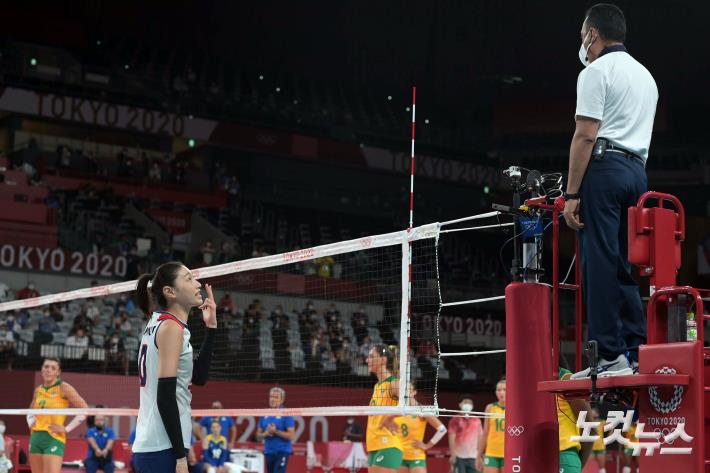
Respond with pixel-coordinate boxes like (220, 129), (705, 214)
(135, 261), (185, 314)
(372, 344), (400, 376)
(584, 3), (626, 42)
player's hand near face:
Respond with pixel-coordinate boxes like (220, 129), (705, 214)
(199, 283), (218, 328)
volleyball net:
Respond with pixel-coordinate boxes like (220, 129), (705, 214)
(0, 213), (512, 425)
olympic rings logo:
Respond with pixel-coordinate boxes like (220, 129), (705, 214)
(507, 426), (525, 436)
(653, 428), (677, 445)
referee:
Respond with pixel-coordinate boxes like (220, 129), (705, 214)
(562, 4), (658, 379)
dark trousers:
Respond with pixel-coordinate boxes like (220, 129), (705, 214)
(85, 455), (115, 473)
(133, 449), (176, 473)
(265, 452), (290, 473)
(454, 457), (480, 473)
(579, 152), (647, 361)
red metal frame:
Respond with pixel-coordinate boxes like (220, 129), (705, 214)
(646, 286), (706, 344)
(531, 191), (709, 472)
(633, 192), (685, 241)
(524, 196), (585, 376)
(525, 191), (691, 378)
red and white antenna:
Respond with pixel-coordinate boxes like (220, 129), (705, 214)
(409, 86), (416, 230)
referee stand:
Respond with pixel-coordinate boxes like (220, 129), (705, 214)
(507, 191), (708, 472)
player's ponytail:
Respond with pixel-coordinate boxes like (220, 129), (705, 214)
(136, 272), (154, 315)
(135, 262), (186, 316)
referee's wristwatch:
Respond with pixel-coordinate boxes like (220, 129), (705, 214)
(563, 192), (580, 200)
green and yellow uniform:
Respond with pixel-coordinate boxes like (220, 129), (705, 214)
(483, 402), (505, 469)
(558, 368), (582, 473)
(624, 423), (638, 456)
(367, 375), (403, 469)
(396, 415), (427, 469)
(592, 422), (606, 454)
(29, 380), (69, 456)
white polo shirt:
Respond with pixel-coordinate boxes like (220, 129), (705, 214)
(575, 47), (658, 162)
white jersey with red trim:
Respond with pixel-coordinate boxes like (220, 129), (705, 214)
(133, 311), (193, 453)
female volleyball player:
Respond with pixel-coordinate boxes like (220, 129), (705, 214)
(589, 408), (607, 473)
(477, 378), (505, 473)
(557, 368), (591, 473)
(131, 262), (218, 473)
(28, 357), (89, 473)
(366, 344), (403, 472)
(621, 422), (638, 473)
(395, 382), (447, 473)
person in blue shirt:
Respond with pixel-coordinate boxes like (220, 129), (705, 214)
(257, 387), (295, 473)
(85, 415), (115, 473)
(202, 420), (229, 473)
(198, 400), (237, 448)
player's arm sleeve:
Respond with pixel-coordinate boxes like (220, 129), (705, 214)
(575, 67), (606, 121)
(429, 424), (448, 445)
(286, 417), (295, 429)
(157, 376), (186, 459)
(192, 328), (216, 386)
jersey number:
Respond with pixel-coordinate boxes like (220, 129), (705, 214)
(401, 423), (409, 437)
(495, 418), (505, 432)
(38, 399), (46, 409)
(138, 344), (148, 387)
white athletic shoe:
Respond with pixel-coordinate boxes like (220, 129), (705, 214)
(570, 354), (633, 379)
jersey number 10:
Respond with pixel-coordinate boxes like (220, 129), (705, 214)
(138, 344), (148, 387)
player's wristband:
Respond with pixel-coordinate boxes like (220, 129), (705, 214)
(429, 424), (447, 446)
(563, 192), (580, 200)
(65, 415), (86, 433)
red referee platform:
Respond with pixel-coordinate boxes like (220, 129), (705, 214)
(504, 191), (709, 473)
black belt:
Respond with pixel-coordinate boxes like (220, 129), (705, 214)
(594, 138), (644, 164)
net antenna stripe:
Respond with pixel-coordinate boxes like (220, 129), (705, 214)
(399, 88), (418, 409)
(0, 222), (441, 312)
(409, 85), (416, 230)
(400, 86), (416, 408)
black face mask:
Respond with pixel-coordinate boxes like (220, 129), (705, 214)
(96, 425), (104, 431)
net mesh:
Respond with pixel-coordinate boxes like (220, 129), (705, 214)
(0, 223), (441, 414)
